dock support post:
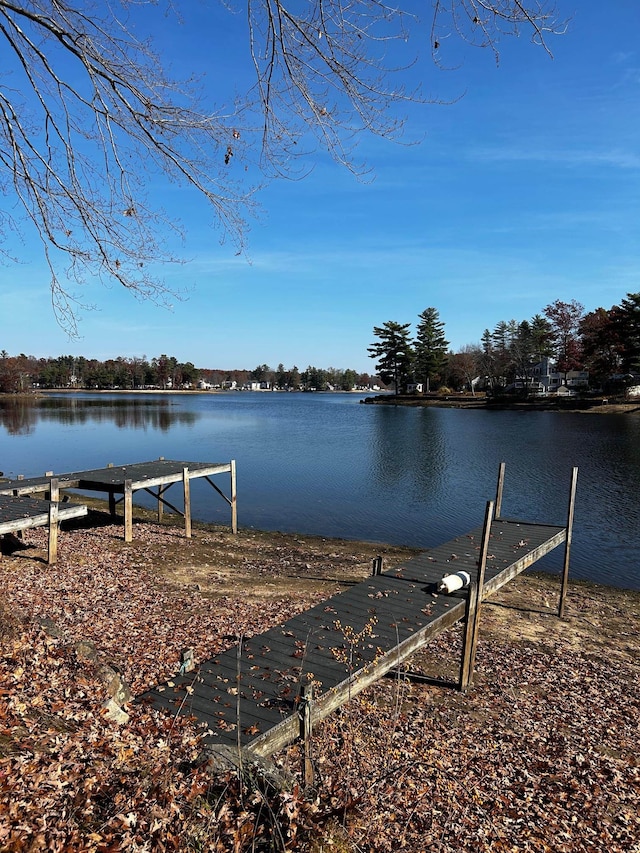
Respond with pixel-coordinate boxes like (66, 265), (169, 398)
(230, 460), (237, 534)
(299, 684), (314, 788)
(48, 477), (59, 504)
(157, 459), (165, 523)
(13, 479), (23, 538)
(460, 500), (494, 691)
(105, 466), (116, 517)
(372, 556), (383, 576)
(47, 478), (60, 565)
(183, 467), (192, 538)
(558, 467), (578, 618)
(124, 480), (133, 542)
(495, 462), (506, 520)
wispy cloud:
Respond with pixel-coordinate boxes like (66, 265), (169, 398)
(471, 146), (640, 170)
(185, 244), (439, 277)
(612, 51), (636, 64)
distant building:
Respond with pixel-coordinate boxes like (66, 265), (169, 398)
(529, 358), (589, 395)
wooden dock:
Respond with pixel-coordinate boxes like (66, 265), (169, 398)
(0, 459), (237, 542)
(140, 465), (578, 761)
(0, 493), (87, 564)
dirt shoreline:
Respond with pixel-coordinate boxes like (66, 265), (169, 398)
(1, 508), (639, 851)
(362, 393), (640, 415)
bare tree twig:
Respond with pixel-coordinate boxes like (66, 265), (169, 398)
(0, 0), (565, 334)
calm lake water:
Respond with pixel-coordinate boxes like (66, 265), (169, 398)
(1, 392), (638, 590)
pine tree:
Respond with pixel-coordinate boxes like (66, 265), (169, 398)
(368, 321), (413, 394)
(413, 308), (449, 392)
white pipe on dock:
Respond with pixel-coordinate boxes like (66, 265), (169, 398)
(438, 571), (471, 594)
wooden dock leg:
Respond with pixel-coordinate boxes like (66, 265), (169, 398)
(49, 477), (59, 505)
(559, 467), (579, 618)
(183, 467), (192, 538)
(460, 581), (478, 691)
(459, 500), (494, 690)
(48, 503), (59, 566)
(107, 465), (116, 517)
(230, 460), (237, 534)
(299, 684), (314, 788)
(47, 478), (60, 565)
(14, 476), (24, 541)
(157, 457), (166, 522)
(124, 480), (133, 542)
(495, 462), (506, 520)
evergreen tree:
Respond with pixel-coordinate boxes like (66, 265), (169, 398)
(368, 321), (413, 394)
(509, 321), (534, 391)
(491, 320), (515, 387)
(413, 308), (449, 392)
(612, 292), (640, 374)
(275, 364), (287, 389)
(341, 369), (358, 391)
(288, 366), (301, 390)
(480, 329), (495, 390)
(530, 314), (555, 362)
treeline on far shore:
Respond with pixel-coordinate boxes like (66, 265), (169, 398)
(0, 352), (383, 393)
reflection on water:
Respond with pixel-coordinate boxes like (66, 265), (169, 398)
(0, 394), (198, 434)
(0, 398), (38, 436)
(0, 392), (638, 590)
(370, 406), (446, 501)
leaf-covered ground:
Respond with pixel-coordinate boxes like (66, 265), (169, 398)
(1, 509), (638, 851)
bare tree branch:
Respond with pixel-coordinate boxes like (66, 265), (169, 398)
(431, 1), (564, 63)
(0, 0), (255, 335)
(0, 0), (565, 335)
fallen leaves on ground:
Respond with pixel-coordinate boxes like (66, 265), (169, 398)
(1, 515), (639, 851)
(308, 629), (639, 852)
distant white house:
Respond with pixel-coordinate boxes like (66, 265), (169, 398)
(529, 358), (589, 395)
(406, 382), (424, 394)
(246, 380), (271, 391)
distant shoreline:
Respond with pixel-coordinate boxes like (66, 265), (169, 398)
(3, 388), (640, 414)
(7, 388), (364, 396)
(361, 393), (640, 415)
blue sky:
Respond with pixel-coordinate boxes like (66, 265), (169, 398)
(1, 1), (639, 373)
